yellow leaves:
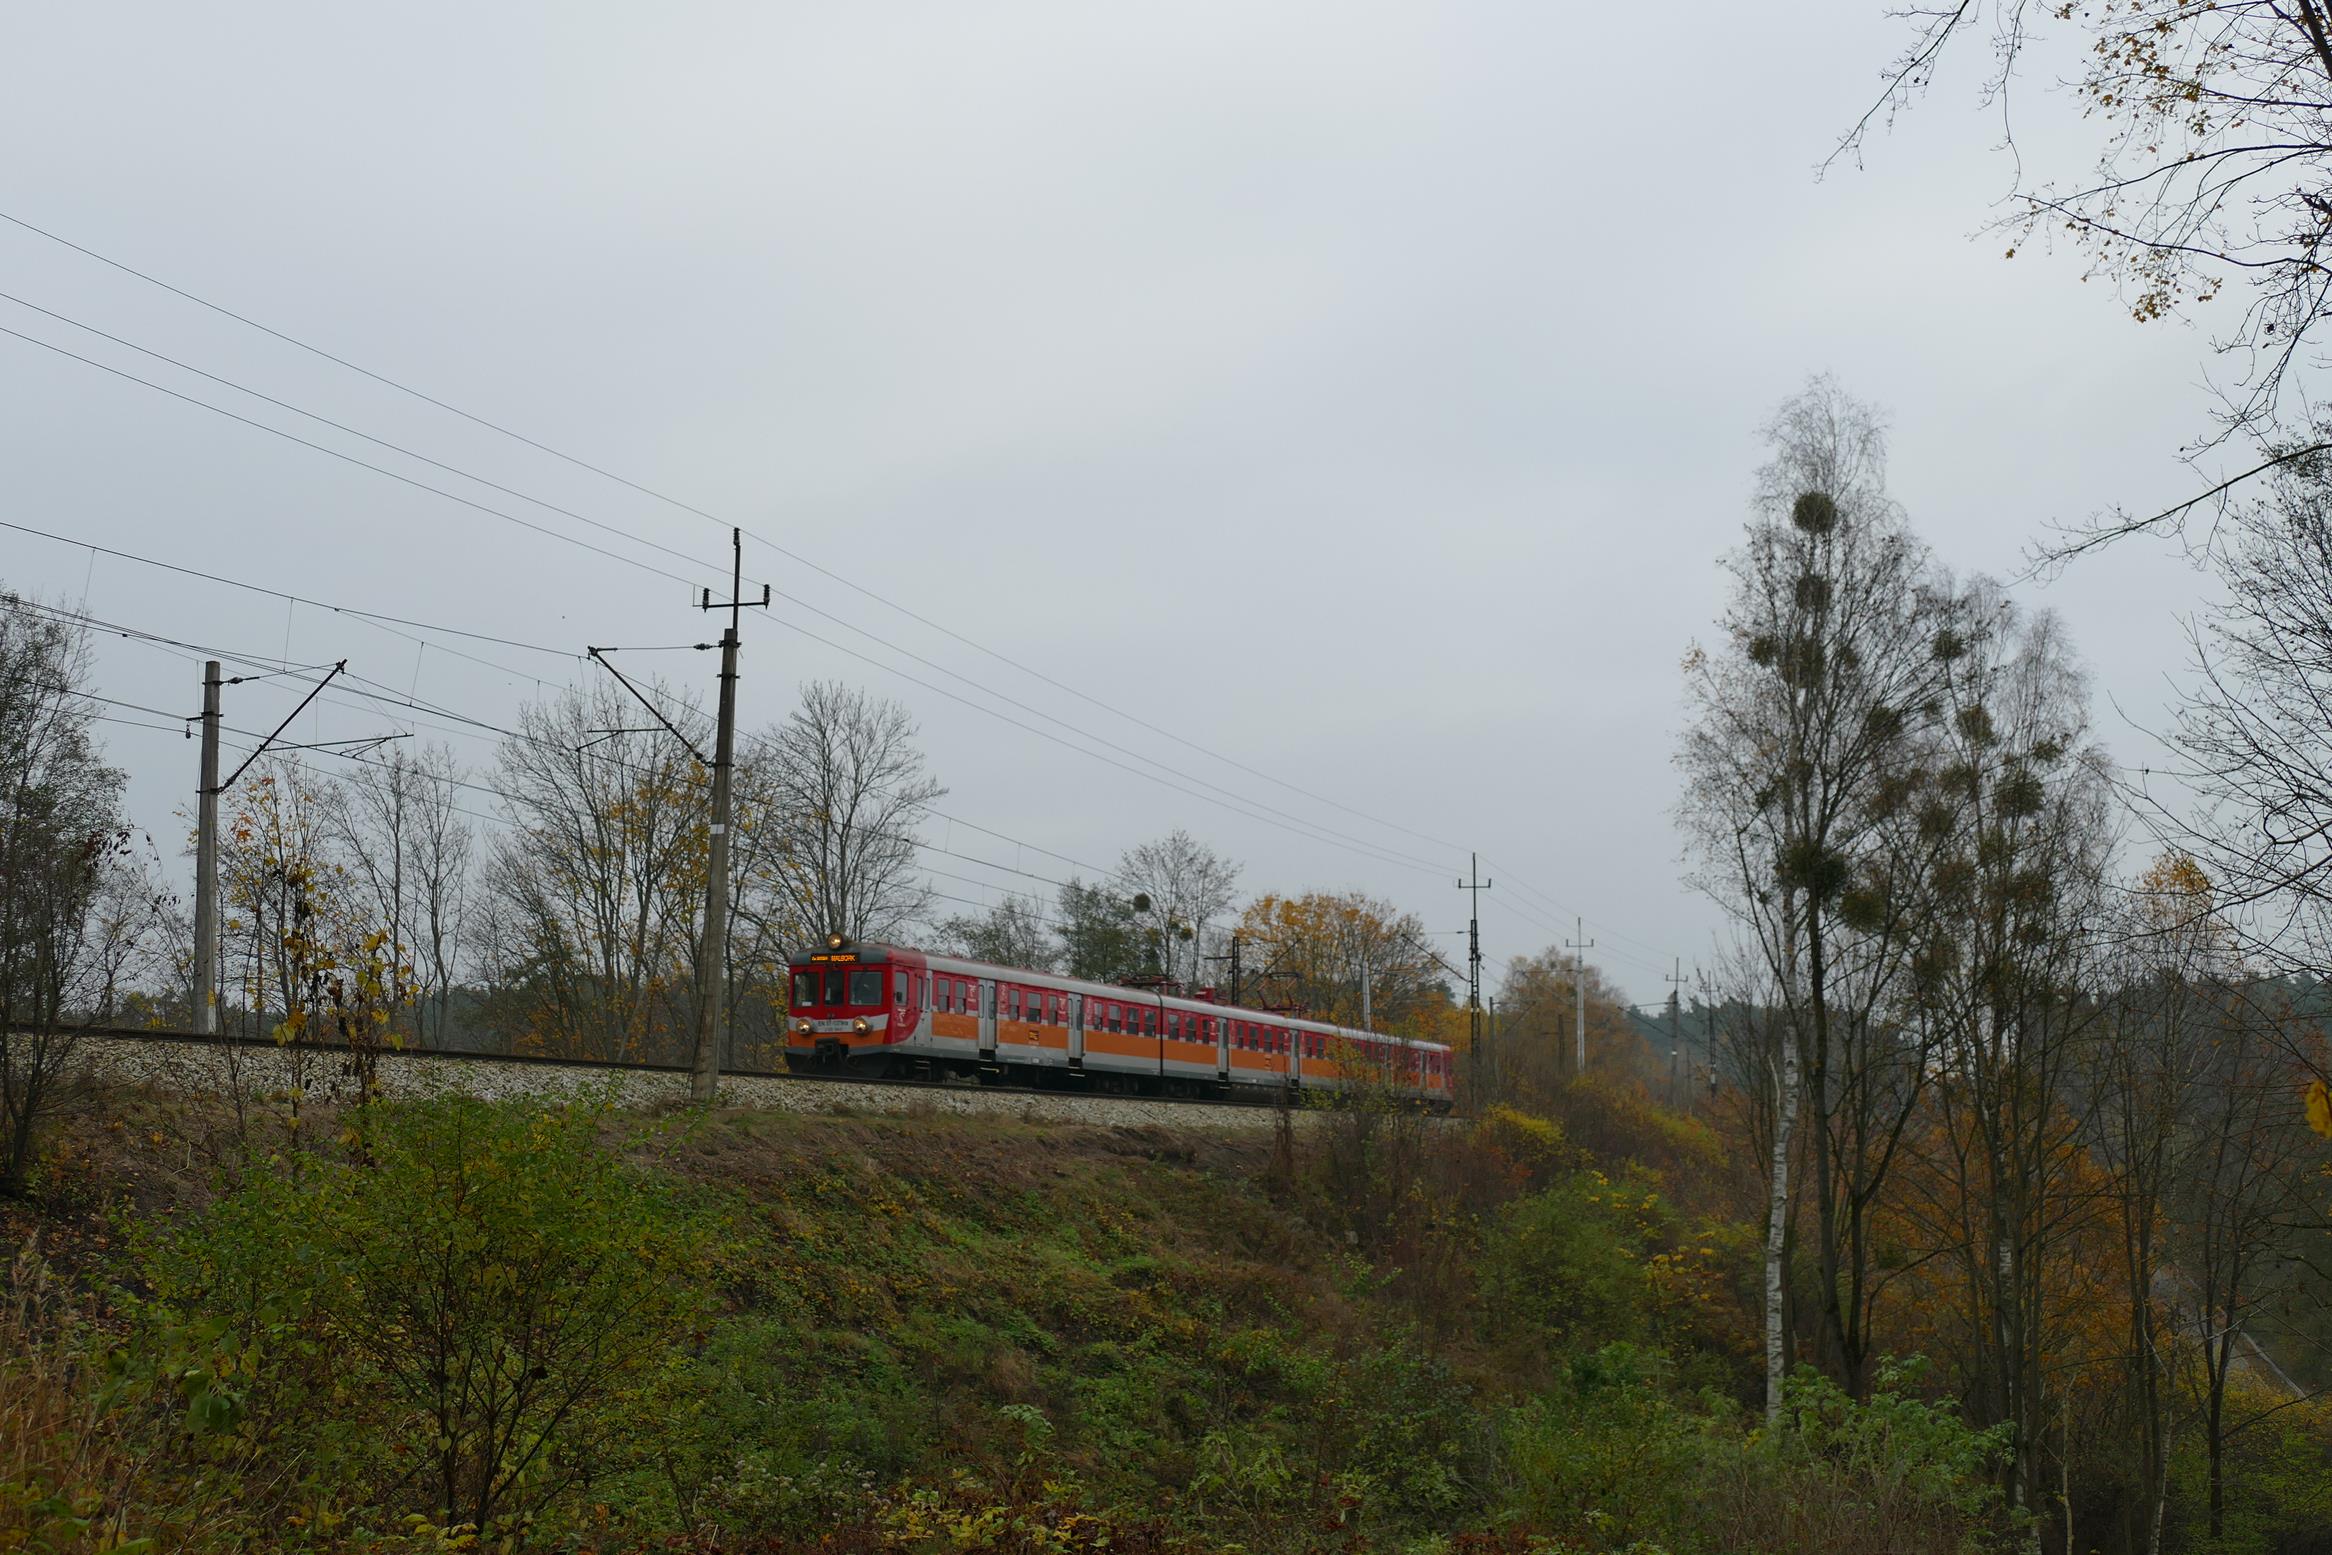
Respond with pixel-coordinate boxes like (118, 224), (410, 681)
(2306, 1079), (2332, 1142)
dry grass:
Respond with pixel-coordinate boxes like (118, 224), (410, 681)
(0, 1238), (142, 1553)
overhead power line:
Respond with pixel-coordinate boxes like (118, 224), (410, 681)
(0, 300), (1454, 877)
(1, 518), (578, 674)
(0, 217), (1688, 946)
(0, 206), (1465, 863)
(0, 323), (706, 590)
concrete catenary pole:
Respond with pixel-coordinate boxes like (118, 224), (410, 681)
(1565, 916), (1595, 1076)
(1667, 957), (1688, 1112)
(693, 529), (762, 1104)
(692, 621), (737, 1103)
(192, 660), (221, 1034)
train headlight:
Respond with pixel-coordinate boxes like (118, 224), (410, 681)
(853, 1018), (869, 1035)
(827, 931), (849, 950)
(795, 1020), (811, 1035)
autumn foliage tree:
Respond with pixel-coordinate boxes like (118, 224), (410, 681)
(1235, 890), (1441, 1028)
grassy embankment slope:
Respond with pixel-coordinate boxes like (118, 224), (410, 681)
(3, 1082), (2017, 1554)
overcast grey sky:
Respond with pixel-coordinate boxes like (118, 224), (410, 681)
(0, 3), (2228, 1004)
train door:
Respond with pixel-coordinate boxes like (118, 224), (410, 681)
(978, 980), (997, 1056)
(1068, 994), (1085, 1065)
(1215, 1013), (1229, 1079)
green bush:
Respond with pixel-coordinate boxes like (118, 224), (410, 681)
(1692, 1362), (2018, 1555)
(133, 1094), (716, 1542)
(1478, 1170), (1674, 1354)
(1497, 1344), (1704, 1551)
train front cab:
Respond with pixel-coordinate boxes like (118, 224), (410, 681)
(785, 943), (910, 1071)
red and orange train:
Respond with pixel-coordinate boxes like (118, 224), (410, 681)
(784, 936), (1455, 1110)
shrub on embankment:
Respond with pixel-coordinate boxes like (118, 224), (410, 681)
(1, 1087), (2024, 1554)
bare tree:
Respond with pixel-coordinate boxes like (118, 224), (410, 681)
(482, 685), (706, 1062)
(2089, 854), (2230, 1555)
(1905, 585), (2117, 1522)
(2164, 457), (2332, 995)
(1678, 378), (1959, 1415)
(761, 681), (942, 943)
(0, 599), (166, 1194)
(1847, 2), (2332, 488)
(938, 894), (1056, 971)
(1114, 829), (1239, 987)
(2163, 982), (2320, 1544)
(330, 743), (472, 1046)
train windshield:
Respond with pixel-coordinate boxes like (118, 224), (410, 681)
(791, 966), (886, 1007)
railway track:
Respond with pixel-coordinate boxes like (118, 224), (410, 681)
(64, 1026), (1411, 1129)
(68, 1024), (1317, 1105)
